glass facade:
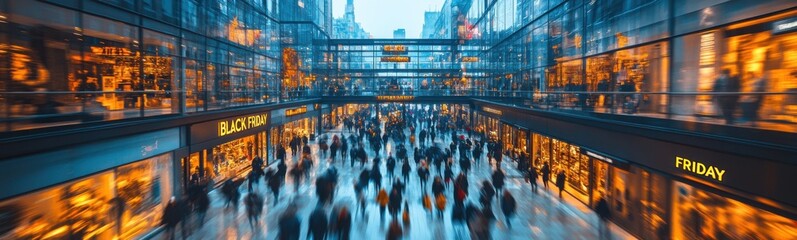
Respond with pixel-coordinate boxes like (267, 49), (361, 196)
(462, 0), (797, 132)
(672, 9), (797, 121)
(0, 0), (309, 132)
(320, 40), (468, 96)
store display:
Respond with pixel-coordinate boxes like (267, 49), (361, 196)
(548, 139), (590, 203)
(0, 154), (172, 240)
(210, 136), (256, 183)
(672, 182), (797, 239)
(532, 134), (551, 169)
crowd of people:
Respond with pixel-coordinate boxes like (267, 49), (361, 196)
(160, 104), (613, 240)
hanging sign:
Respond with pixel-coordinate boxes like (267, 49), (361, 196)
(773, 17), (797, 35)
(383, 45), (408, 54)
(285, 106), (308, 117)
(381, 56), (411, 62)
(482, 106), (502, 116)
(462, 57), (479, 62)
(91, 46), (132, 56)
(376, 96), (414, 101)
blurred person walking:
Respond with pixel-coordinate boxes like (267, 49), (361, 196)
(541, 163), (551, 189)
(501, 190), (516, 228)
(161, 197), (183, 240)
(492, 169), (505, 199)
(308, 206), (328, 240)
(377, 188), (389, 222)
(595, 196), (613, 240)
(386, 219), (404, 240)
(244, 192), (264, 230)
(278, 205), (301, 240)
(556, 170), (566, 199)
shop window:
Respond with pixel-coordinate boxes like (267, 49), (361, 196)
(501, 123), (513, 154)
(4, 1), (83, 127)
(532, 133), (551, 169)
(258, 131), (268, 164)
(0, 173), (115, 239)
(672, 181), (797, 239)
(113, 154), (172, 239)
(207, 136), (256, 184)
(82, 14), (141, 114)
(142, 30), (178, 115)
(550, 139), (589, 203)
(592, 159), (610, 204)
(0, 154), (173, 239)
(672, 10), (797, 124)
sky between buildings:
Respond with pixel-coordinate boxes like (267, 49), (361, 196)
(332, 0), (446, 38)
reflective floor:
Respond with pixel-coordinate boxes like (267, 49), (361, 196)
(153, 124), (636, 240)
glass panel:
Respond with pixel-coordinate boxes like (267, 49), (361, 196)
(82, 14), (141, 120)
(142, 30), (178, 116)
(0, 154), (173, 239)
(114, 154), (173, 239)
(672, 181), (797, 239)
(3, 1), (84, 130)
(207, 135), (256, 183)
(182, 0), (200, 32)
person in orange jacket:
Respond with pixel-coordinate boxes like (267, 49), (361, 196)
(435, 193), (447, 218)
(402, 201), (410, 228)
(422, 193), (433, 215)
(377, 188), (389, 222)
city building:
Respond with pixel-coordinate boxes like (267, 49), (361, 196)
(1, 1), (796, 240)
(332, 0), (370, 39)
(421, 11), (441, 38)
(393, 28), (407, 39)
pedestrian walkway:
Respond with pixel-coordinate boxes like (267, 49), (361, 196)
(150, 123), (637, 240)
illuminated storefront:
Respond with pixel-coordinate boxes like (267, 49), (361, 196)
(529, 132), (669, 238)
(0, 154), (173, 239)
(206, 136), (258, 183)
(473, 112), (500, 141)
(671, 181), (797, 239)
(445, 104), (472, 130)
(0, 127), (179, 240)
(526, 130), (797, 239)
(473, 110), (529, 165)
(268, 105), (319, 162)
(186, 112), (271, 187)
(321, 104), (370, 129)
(271, 118), (317, 147)
(500, 123), (529, 162)
(322, 104), (346, 129)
